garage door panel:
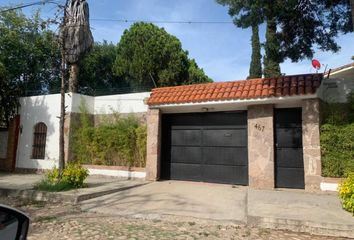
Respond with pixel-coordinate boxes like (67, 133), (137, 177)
(168, 115), (202, 126)
(276, 168), (304, 189)
(171, 129), (201, 146)
(170, 163), (202, 181)
(171, 147), (202, 164)
(203, 165), (248, 185)
(276, 148), (304, 168)
(275, 128), (302, 148)
(203, 147), (247, 165)
(203, 129), (247, 147)
(203, 112), (247, 126)
(162, 111), (248, 185)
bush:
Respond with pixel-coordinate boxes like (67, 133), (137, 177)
(36, 163), (88, 192)
(71, 103), (147, 167)
(321, 123), (354, 177)
(321, 92), (354, 178)
(61, 163), (89, 188)
(338, 174), (354, 215)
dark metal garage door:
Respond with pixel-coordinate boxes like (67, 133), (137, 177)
(161, 112), (248, 185)
(275, 108), (304, 189)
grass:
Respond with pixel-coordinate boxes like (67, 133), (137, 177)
(34, 179), (77, 192)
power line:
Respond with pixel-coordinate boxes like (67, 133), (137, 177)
(90, 18), (234, 25)
(1, 2), (233, 25)
(0, 0), (60, 14)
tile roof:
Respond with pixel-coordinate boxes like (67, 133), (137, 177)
(147, 74), (323, 106)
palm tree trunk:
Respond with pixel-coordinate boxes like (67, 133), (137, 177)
(69, 64), (79, 93)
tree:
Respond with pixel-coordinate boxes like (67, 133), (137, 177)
(217, 0), (353, 78)
(113, 22), (212, 89)
(185, 59), (213, 84)
(263, 18), (281, 78)
(0, 62), (21, 127)
(0, 10), (60, 126)
(217, 0), (263, 78)
(78, 41), (129, 95)
(249, 25), (262, 78)
(0, 10), (61, 96)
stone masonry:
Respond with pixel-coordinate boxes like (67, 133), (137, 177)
(248, 105), (275, 189)
(145, 109), (161, 181)
(302, 99), (322, 191)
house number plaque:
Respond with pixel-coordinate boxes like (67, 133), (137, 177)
(254, 124), (265, 132)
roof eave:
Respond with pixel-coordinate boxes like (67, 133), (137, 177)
(149, 93), (318, 109)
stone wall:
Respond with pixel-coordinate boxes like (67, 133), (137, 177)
(302, 99), (322, 191)
(145, 109), (161, 181)
(248, 105), (275, 189)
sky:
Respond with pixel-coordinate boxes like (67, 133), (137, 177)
(1, 0), (354, 82)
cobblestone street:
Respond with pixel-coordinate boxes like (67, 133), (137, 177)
(0, 196), (348, 240)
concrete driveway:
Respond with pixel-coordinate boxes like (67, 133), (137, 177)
(80, 180), (354, 238)
(81, 180), (247, 222)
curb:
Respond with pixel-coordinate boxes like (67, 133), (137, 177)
(0, 183), (148, 204)
(247, 215), (354, 239)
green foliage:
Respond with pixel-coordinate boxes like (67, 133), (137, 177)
(321, 94), (354, 177)
(78, 41), (129, 95)
(72, 103), (147, 167)
(36, 163), (88, 192)
(248, 25), (262, 79)
(35, 179), (74, 192)
(0, 10), (60, 94)
(338, 174), (354, 215)
(185, 59), (213, 84)
(113, 22), (212, 89)
(61, 163), (89, 188)
(263, 19), (281, 78)
(0, 10), (60, 125)
(0, 62), (21, 127)
(321, 123), (354, 177)
(217, 0), (352, 76)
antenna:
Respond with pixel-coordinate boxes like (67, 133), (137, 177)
(149, 72), (157, 88)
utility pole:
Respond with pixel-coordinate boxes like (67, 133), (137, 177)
(59, 0), (70, 173)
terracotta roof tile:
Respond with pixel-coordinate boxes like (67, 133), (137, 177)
(147, 74), (323, 106)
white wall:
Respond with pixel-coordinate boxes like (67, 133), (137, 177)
(94, 92), (150, 114)
(70, 93), (95, 114)
(16, 92), (150, 170)
(319, 77), (354, 103)
(16, 94), (71, 169)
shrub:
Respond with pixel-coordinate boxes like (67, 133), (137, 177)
(338, 174), (354, 215)
(61, 163), (89, 188)
(321, 92), (354, 178)
(321, 123), (354, 177)
(35, 179), (73, 192)
(71, 103), (147, 167)
(36, 163), (88, 192)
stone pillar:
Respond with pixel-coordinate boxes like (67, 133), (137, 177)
(302, 99), (322, 191)
(145, 108), (161, 181)
(248, 105), (275, 189)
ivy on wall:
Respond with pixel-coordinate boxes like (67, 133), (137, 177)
(321, 93), (354, 177)
(71, 103), (147, 167)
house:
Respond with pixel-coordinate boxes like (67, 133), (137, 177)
(145, 73), (322, 191)
(0, 64), (353, 191)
